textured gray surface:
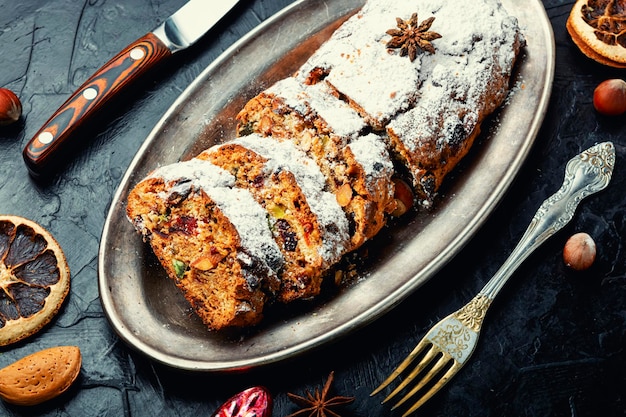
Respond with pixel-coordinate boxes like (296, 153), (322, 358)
(0, 0), (624, 416)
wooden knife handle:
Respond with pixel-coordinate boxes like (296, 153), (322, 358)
(23, 32), (172, 176)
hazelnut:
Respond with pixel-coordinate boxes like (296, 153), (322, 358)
(593, 79), (626, 116)
(0, 88), (22, 126)
(563, 232), (596, 271)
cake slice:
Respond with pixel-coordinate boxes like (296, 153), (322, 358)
(126, 159), (284, 330)
(236, 77), (396, 248)
(198, 133), (351, 302)
(236, 77), (368, 191)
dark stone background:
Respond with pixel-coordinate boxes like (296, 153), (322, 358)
(0, 0), (624, 416)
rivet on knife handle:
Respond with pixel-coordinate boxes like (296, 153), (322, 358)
(22, 33), (172, 176)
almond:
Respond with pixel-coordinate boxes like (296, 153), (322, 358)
(0, 346), (81, 406)
(258, 115), (273, 135)
(336, 183), (353, 207)
(391, 177), (415, 216)
(191, 251), (227, 271)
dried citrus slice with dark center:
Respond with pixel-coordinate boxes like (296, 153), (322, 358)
(0, 215), (70, 346)
(567, 0), (626, 67)
(582, 0), (626, 45)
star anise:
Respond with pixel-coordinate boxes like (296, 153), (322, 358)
(386, 13), (442, 61)
(286, 371), (355, 417)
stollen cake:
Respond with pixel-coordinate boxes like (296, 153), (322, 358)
(295, 0), (524, 203)
(126, 0), (523, 330)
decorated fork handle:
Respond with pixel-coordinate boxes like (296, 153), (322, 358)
(475, 142), (615, 311)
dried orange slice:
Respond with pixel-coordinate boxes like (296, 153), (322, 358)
(567, 0), (626, 68)
(0, 215), (70, 346)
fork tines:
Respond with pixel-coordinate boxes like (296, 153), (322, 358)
(371, 338), (463, 416)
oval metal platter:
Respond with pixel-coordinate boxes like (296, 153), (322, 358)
(99, 0), (555, 371)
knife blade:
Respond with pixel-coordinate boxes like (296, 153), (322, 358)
(22, 0), (240, 176)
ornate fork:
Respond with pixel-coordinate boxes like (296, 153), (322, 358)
(371, 142), (615, 416)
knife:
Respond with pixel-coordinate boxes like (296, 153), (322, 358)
(22, 0), (240, 176)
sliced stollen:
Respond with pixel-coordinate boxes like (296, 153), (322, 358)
(341, 132), (396, 247)
(236, 77), (396, 249)
(126, 0), (525, 330)
(199, 133), (351, 302)
(126, 159), (284, 330)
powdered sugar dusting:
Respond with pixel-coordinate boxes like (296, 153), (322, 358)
(347, 133), (394, 196)
(296, 0), (522, 131)
(207, 187), (284, 272)
(296, 15), (419, 127)
(149, 159), (284, 274)
(233, 134), (350, 264)
(387, 0), (522, 156)
(267, 77), (367, 138)
(149, 158), (235, 188)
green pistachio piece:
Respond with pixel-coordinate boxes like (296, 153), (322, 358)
(172, 259), (187, 278)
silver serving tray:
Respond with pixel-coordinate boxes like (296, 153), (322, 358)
(99, 0), (555, 371)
